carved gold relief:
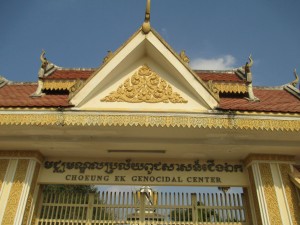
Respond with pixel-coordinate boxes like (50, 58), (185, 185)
(280, 164), (300, 224)
(101, 65), (188, 103)
(259, 163), (281, 225)
(2, 160), (29, 225)
(22, 164), (40, 225)
(0, 159), (9, 191)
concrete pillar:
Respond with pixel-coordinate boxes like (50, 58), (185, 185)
(245, 154), (300, 225)
(0, 151), (43, 225)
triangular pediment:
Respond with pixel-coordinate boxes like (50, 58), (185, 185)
(101, 65), (188, 104)
(70, 29), (219, 112)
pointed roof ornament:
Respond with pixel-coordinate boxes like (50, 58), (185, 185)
(179, 50), (190, 64)
(40, 49), (49, 69)
(290, 69), (299, 87)
(142, 0), (151, 34)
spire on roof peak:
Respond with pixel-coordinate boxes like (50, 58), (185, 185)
(142, 0), (151, 34)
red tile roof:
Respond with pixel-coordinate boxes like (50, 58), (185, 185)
(44, 69), (95, 80)
(0, 68), (299, 113)
(219, 89), (300, 113)
(196, 71), (245, 83)
(0, 84), (70, 107)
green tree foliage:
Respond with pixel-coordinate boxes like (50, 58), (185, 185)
(43, 184), (98, 193)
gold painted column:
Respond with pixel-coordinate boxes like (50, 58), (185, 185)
(0, 151), (43, 225)
(245, 154), (300, 225)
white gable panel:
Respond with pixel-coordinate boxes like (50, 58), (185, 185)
(70, 30), (219, 112)
(76, 57), (209, 112)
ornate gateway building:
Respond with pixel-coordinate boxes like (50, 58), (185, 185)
(0, 1), (299, 225)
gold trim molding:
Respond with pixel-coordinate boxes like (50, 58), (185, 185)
(214, 82), (247, 94)
(0, 151), (44, 163)
(0, 113), (299, 132)
(244, 154), (295, 167)
(101, 65), (188, 103)
(43, 80), (77, 91)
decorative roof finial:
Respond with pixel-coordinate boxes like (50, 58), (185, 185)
(291, 69), (299, 87)
(40, 49), (48, 69)
(245, 54), (253, 75)
(179, 50), (190, 64)
(142, 0), (151, 34)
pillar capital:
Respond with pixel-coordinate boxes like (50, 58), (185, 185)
(0, 150), (44, 163)
(244, 154), (295, 167)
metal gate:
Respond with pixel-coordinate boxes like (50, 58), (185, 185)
(35, 188), (249, 225)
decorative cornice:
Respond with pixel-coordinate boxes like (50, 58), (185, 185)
(244, 154), (295, 167)
(0, 151), (44, 163)
(101, 65), (188, 103)
(43, 80), (77, 91)
(213, 82), (247, 94)
(0, 113), (299, 132)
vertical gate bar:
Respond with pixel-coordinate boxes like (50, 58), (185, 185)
(233, 193), (238, 222)
(213, 193), (217, 223)
(109, 191), (113, 223)
(126, 192), (130, 225)
(181, 192), (184, 223)
(173, 192), (177, 223)
(34, 191), (44, 225)
(86, 192), (94, 225)
(165, 192), (168, 225)
(117, 191), (120, 223)
(186, 193), (189, 224)
(99, 191), (104, 223)
(75, 193), (79, 223)
(94, 192), (98, 225)
(140, 192), (145, 225)
(229, 192), (233, 223)
(113, 191), (116, 223)
(122, 192), (125, 223)
(191, 193), (197, 225)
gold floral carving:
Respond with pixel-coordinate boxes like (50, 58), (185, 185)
(280, 164), (300, 224)
(22, 164), (40, 225)
(43, 80), (77, 91)
(0, 151), (44, 163)
(244, 154), (295, 167)
(213, 82), (247, 94)
(0, 159), (9, 191)
(2, 159), (29, 225)
(259, 163), (281, 225)
(101, 65), (188, 103)
(0, 113), (299, 132)
(247, 167), (263, 225)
